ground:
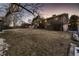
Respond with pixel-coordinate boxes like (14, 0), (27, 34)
(0, 28), (72, 56)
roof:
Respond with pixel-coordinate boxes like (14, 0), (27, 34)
(47, 13), (68, 20)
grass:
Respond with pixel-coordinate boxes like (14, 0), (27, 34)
(0, 29), (72, 56)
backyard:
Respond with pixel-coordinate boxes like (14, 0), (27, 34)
(0, 29), (72, 56)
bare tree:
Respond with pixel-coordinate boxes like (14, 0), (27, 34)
(3, 3), (42, 28)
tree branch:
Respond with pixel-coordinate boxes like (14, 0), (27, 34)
(13, 3), (35, 16)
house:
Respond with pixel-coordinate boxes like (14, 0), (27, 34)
(32, 13), (69, 31)
(77, 17), (79, 32)
(21, 22), (32, 28)
(0, 17), (4, 31)
(46, 13), (69, 31)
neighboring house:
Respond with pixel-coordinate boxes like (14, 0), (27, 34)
(46, 13), (69, 31)
(75, 17), (79, 32)
(0, 17), (4, 31)
(32, 13), (69, 31)
(21, 22), (32, 28)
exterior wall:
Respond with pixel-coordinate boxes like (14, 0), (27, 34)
(77, 19), (79, 32)
(0, 17), (3, 31)
(63, 24), (68, 31)
(32, 13), (69, 31)
(46, 14), (69, 31)
(62, 14), (69, 31)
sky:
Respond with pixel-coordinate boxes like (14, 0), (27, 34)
(39, 3), (79, 18)
(0, 3), (79, 23)
(0, 3), (9, 17)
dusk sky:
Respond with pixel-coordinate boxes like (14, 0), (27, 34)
(0, 3), (79, 23)
(40, 3), (79, 18)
